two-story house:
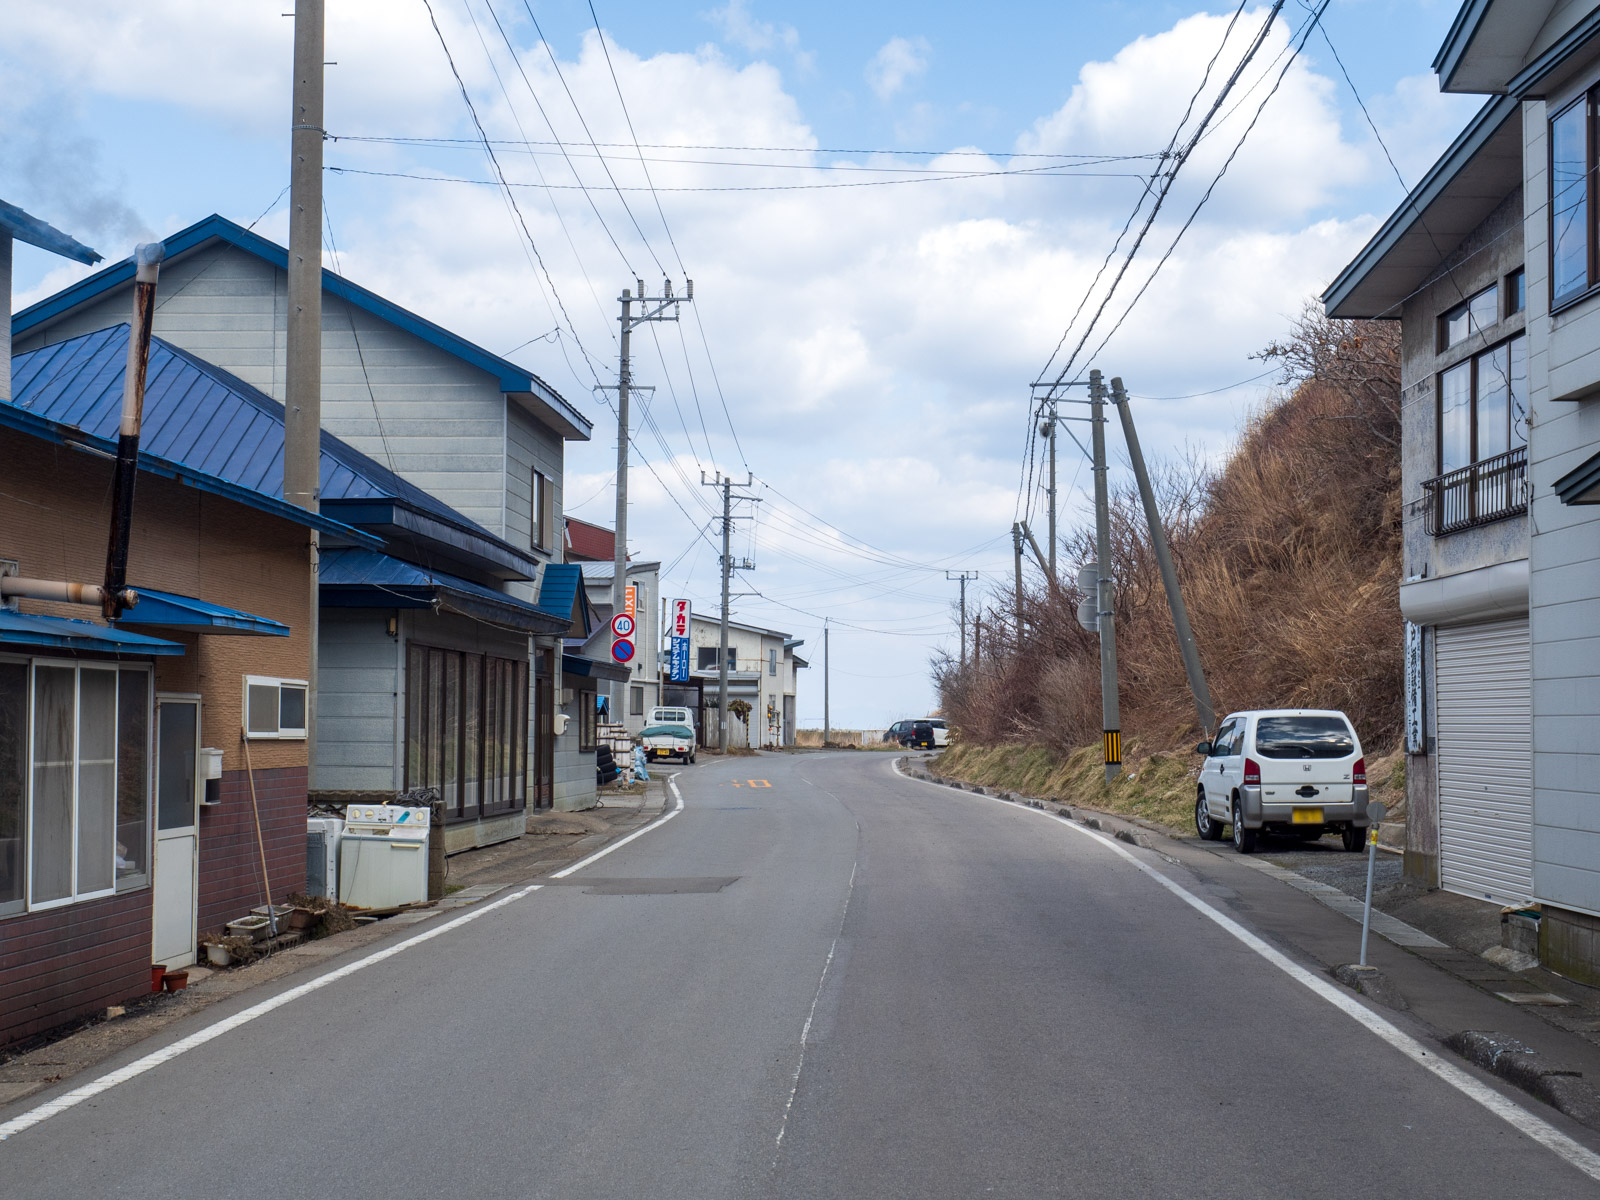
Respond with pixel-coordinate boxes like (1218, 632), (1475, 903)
(13, 215), (613, 830)
(1325, 0), (1600, 985)
(687, 615), (805, 748)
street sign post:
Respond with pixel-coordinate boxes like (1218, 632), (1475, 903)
(1359, 800), (1388, 966)
(611, 638), (635, 664)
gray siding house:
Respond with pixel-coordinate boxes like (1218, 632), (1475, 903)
(1326, 0), (1600, 985)
(13, 215), (614, 835)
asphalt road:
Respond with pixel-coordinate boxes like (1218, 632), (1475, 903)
(3, 751), (1599, 1198)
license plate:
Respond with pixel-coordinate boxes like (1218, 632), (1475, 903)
(1291, 807), (1324, 825)
(653, 749), (670, 757)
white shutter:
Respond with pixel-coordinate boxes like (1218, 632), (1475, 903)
(1435, 617), (1533, 905)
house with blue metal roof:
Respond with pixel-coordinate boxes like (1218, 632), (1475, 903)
(13, 213), (622, 829)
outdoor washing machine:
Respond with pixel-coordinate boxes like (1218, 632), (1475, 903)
(306, 817), (344, 899)
(338, 804), (430, 909)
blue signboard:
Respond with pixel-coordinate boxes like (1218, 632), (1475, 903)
(670, 636), (690, 682)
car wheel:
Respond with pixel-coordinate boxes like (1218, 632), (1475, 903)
(1231, 796), (1257, 854)
(1195, 791), (1223, 841)
(1342, 824), (1366, 852)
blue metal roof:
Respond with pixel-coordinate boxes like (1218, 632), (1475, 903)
(319, 548), (566, 634)
(0, 200), (101, 265)
(535, 562), (598, 636)
(5, 326), (556, 568)
(0, 611), (184, 655)
(116, 588), (289, 637)
(11, 213), (592, 440)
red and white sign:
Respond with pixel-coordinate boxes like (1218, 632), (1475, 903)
(671, 599), (691, 638)
(611, 613), (635, 639)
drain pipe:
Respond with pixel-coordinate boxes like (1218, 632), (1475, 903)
(101, 242), (165, 621)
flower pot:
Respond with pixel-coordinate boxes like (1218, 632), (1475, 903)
(251, 903), (296, 930)
(204, 943), (233, 967)
(286, 906), (317, 932)
(150, 964), (167, 993)
(162, 969), (188, 992)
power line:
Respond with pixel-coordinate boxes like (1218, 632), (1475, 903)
(334, 133), (1162, 160)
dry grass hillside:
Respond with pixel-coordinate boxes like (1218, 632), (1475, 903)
(938, 307), (1403, 785)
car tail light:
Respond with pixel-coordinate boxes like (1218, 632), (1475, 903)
(1352, 757), (1366, 784)
(1243, 758), (1261, 785)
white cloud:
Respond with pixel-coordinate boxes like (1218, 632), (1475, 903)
(866, 36), (931, 102)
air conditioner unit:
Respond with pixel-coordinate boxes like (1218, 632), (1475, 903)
(306, 817), (344, 899)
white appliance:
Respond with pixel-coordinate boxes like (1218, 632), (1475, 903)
(338, 805), (430, 909)
(306, 817), (344, 899)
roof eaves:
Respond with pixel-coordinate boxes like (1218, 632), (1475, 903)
(1321, 93), (1518, 318)
(1554, 449), (1600, 504)
(1507, 8), (1600, 99)
(0, 200), (101, 265)
(1433, 0), (1493, 88)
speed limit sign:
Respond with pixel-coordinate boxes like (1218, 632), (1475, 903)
(610, 613), (635, 638)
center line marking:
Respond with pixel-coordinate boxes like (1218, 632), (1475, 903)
(889, 757), (1600, 1183)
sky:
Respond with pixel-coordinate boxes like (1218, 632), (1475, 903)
(1, 1), (1481, 729)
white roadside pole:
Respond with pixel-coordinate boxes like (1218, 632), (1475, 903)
(1359, 800), (1389, 967)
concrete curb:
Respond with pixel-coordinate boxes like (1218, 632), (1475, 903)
(1446, 1030), (1600, 1131)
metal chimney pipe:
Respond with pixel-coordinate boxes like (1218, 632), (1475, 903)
(102, 241), (165, 620)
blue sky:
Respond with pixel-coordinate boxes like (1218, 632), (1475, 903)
(3, 2), (1481, 728)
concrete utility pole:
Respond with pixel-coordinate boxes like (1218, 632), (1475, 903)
(283, 0), (324, 785)
(610, 278), (688, 716)
(1089, 370), (1122, 781)
(1041, 400), (1058, 582)
(1012, 522), (1025, 644)
(823, 620), (830, 747)
(946, 570), (978, 669)
(1111, 377), (1214, 736)
(702, 470), (754, 752)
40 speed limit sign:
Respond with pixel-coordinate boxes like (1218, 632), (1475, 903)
(610, 613), (635, 638)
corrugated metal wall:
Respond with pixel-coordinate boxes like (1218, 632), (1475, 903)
(1436, 617), (1533, 905)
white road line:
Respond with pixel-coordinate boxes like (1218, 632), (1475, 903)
(889, 759), (1600, 1183)
(550, 773), (685, 879)
(0, 881), (542, 1143)
(1, 775), (690, 1145)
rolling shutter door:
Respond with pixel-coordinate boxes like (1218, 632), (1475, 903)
(1435, 617), (1532, 905)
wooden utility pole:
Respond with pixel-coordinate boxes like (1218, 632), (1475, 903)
(283, 0), (325, 785)
(1089, 369), (1121, 781)
(947, 570), (977, 669)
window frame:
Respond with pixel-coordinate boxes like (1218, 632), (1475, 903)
(1435, 332), (1528, 474)
(1438, 284), (1499, 351)
(1550, 90), (1596, 309)
(578, 687), (599, 753)
(12, 658), (153, 916)
(242, 675), (308, 741)
(404, 644), (527, 822)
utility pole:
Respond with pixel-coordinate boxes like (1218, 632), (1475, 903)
(609, 278), (689, 717)
(823, 620), (830, 747)
(946, 570), (978, 669)
(1089, 369), (1122, 781)
(283, 0), (324, 785)
(1040, 400), (1058, 582)
(1012, 522), (1026, 645)
(1111, 376), (1214, 736)
(702, 470), (754, 752)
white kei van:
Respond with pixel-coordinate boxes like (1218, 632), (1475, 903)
(647, 706), (695, 732)
(1193, 709), (1369, 854)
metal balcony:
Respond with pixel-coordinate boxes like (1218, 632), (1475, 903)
(1421, 446), (1529, 536)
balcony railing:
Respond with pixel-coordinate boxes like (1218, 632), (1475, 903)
(1421, 445), (1529, 536)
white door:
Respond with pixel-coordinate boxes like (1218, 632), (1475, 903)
(1205, 718), (1238, 818)
(153, 696), (200, 969)
(1436, 618), (1533, 905)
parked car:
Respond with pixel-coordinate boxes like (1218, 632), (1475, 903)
(899, 720), (939, 749)
(883, 720), (912, 744)
(649, 706), (695, 734)
(921, 718), (950, 748)
(641, 722), (697, 764)
(1192, 709), (1368, 854)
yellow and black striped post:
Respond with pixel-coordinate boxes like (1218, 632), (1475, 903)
(1103, 729), (1122, 771)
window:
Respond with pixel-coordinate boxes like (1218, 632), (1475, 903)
(244, 676), (308, 740)
(1552, 95), (1590, 304)
(1209, 719), (1236, 756)
(769, 648), (777, 676)
(532, 470), (552, 552)
(1440, 285), (1498, 350)
(697, 646), (736, 670)
(1507, 268), (1526, 314)
(405, 645), (527, 820)
(1438, 335), (1528, 474)
(1253, 716), (1355, 760)
(630, 686), (644, 716)
(4, 662), (151, 914)
(578, 689), (598, 752)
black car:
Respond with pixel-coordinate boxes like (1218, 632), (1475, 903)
(883, 720), (912, 744)
(899, 720), (937, 749)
